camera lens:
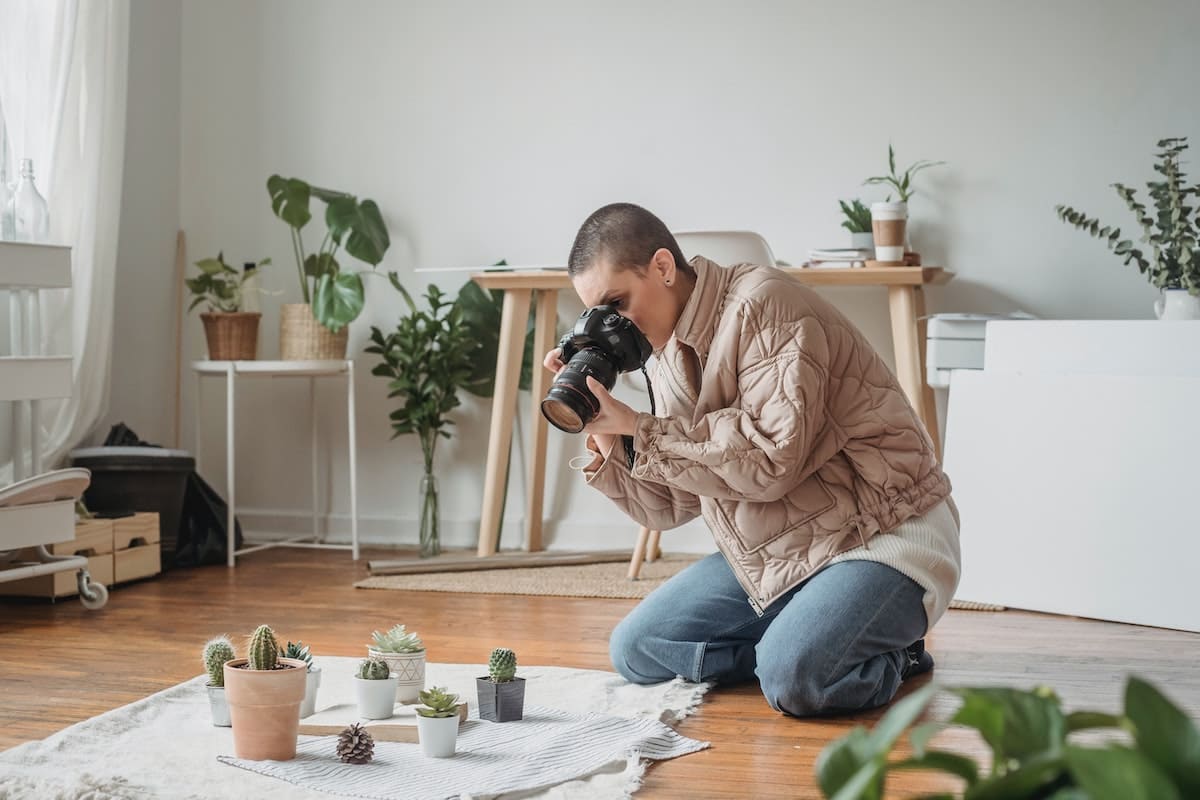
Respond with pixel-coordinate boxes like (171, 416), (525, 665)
(540, 349), (618, 433)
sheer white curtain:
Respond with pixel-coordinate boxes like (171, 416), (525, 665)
(0, 0), (129, 484)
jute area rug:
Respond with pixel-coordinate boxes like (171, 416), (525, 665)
(354, 553), (1006, 611)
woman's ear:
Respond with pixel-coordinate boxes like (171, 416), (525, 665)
(650, 248), (676, 286)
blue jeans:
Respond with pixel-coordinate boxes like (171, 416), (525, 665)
(610, 554), (929, 716)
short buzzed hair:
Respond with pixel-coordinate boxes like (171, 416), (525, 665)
(567, 203), (695, 279)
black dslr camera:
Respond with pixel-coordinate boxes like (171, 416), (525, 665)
(540, 305), (653, 434)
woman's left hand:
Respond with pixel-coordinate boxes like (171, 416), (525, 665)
(583, 376), (639, 437)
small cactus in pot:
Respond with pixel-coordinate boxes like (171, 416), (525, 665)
(281, 640), (322, 718)
(416, 686), (462, 758)
(353, 657), (398, 720)
(202, 635), (236, 727)
(366, 623), (426, 703)
(476, 646), (526, 722)
(223, 624), (309, 761)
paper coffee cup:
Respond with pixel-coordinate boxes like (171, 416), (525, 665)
(871, 202), (907, 264)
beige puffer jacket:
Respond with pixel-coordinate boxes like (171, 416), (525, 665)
(584, 257), (952, 614)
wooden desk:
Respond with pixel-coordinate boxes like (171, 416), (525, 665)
(471, 266), (953, 556)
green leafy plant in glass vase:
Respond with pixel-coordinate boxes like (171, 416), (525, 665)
(266, 174), (390, 359)
(366, 277), (478, 557)
(1056, 137), (1200, 320)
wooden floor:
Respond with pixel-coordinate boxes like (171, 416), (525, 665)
(2, 547), (1199, 798)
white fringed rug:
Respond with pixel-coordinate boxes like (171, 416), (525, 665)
(0, 657), (710, 800)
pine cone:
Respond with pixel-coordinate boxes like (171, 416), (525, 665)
(336, 722), (375, 764)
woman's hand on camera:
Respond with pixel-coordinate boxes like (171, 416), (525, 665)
(583, 376), (638, 437)
(543, 348), (565, 375)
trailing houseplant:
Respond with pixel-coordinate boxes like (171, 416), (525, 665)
(366, 623), (426, 703)
(266, 174), (390, 358)
(1056, 137), (1200, 319)
(863, 144), (945, 264)
(476, 646), (526, 723)
(222, 624), (309, 761)
(416, 686), (462, 758)
(353, 657), (398, 720)
(202, 635), (235, 727)
(281, 639), (321, 718)
(187, 252), (271, 360)
(366, 279), (477, 557)
(816, 675), (1200, 799)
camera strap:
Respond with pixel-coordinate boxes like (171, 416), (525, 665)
(624, 366), (657, 470)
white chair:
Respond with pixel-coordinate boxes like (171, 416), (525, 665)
(628, 230), (777, 580)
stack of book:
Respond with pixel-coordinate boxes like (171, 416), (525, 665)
(804, 248), (872, 268)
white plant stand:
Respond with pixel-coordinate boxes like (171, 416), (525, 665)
(0, 241), (107, 609)
(192, 359), (359, 566)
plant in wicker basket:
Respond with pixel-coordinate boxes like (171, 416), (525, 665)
(223, 624), (309, 761)
(202, 635), (236, 727)
(415, 686), (462, 758)
(187, 252), (270, 360)
(336, 722), (375, 765)
(476, 647), (526, 723)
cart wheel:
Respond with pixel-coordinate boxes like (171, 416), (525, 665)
(77, 569), (109, 610)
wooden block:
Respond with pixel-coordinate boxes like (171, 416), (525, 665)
(297, 702), (469, 741)
(112, 512), (160, 550)
(0, 553), (113, 598)
(58, 519), (115, 556)
(368, 549), (633, 576)
(114, 543), (160, 583)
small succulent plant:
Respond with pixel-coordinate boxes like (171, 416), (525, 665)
(488, 647), (517, 683)
(369, 624), (424, 654)
(416, 686), (460, 718)
(247, 625), (280, 670)
(281, 640), (313, 672)
(202, 635), (235, 687)
(357, 657), (391, 680)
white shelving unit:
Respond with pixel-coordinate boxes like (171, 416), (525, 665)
(0, 241), (107, 608)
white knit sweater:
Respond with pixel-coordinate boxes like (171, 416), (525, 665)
(829, 498), (962, 632)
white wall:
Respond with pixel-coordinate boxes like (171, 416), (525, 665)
(108, 0), (1200, 553)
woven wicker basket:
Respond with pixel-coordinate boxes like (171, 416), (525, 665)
(200, 312), (260, 361)
(280, 303), (348, 360)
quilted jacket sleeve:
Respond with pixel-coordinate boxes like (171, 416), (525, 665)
(630, 311), (831, 503)
(582, 434), (703, 531)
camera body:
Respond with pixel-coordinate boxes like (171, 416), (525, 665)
(540, 305), (653, 434)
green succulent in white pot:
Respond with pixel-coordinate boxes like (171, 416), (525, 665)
(353, 657), (398, 720)
(281, 640), (320, 719)
(1057, 137), (1200, 320)
(366, 624), (426, 703)
(202, 635), (236, 727)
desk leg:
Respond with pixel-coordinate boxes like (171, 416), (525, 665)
(311, 376), (319, 541)
(525, 289), (558, 552)
(887, 285), (942, 459)
(478, 289), (532, 556)
(226, 364), (236, 567)
(194, 371), (202, 473)
(348, 360), (359, 561)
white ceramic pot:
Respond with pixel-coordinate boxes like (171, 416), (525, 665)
(416, 714), (459, 758)
(870, 201), (908, 264)
(850, 231), (875, 250)
(354, 676), (399, 720)
(207, 684), (230, 727)
(367, 648), (426, 703)
(1154, 289), (1200, 320)
(299, 666), (322, 718)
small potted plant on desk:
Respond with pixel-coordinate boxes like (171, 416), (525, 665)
(477, 647), (526, 722)
(839, 199), (874, 251)
(353, 657), (398, 720)
(282, 640), (321, 718)
(223, 624), (308, 761)
(416, 686), (462, 758)
(202, 635), (235, 727)
(187, 252), (270, 360)
(366, 623), (426, 703)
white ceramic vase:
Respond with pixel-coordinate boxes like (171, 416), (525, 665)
(416, 714), (459, 758)
(353, 676), (399, 720)
(1154, 289), (1200, 320)
(367, 648), (426, 703)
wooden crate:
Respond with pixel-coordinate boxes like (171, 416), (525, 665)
(0, 518), (115, 599)
(113, 512), (161, 584)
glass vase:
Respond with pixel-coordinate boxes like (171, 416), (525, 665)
(419, 472), (440, 558)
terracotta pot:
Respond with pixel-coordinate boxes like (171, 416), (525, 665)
(280, 303), (348, 360)
(200, 312), (260, 360)
(223, 657), (307, 761)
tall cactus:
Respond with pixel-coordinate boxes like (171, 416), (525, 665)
(247, 625), (280, 670)
(488, 647), (517, 682)
(203, 636), (235, 687)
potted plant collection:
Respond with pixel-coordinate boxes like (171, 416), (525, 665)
(476, 647), (526, 722)
(353, 657), (398, 720)
(1057, 137), (1200, 320)
(366, 623), (426, 703)
(266, 174), (390, 359)
(186, 252), (270, 360)
(415, 686), (461, 758)
(222, 624), (308, 761)
(202, 635), (235, 727)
